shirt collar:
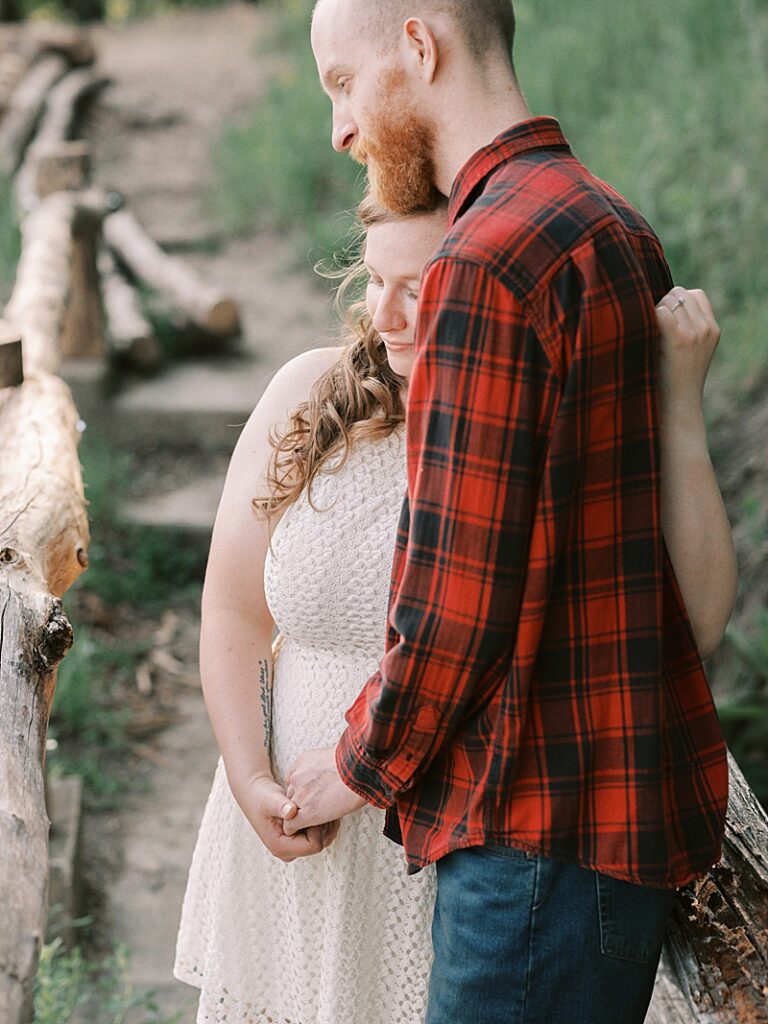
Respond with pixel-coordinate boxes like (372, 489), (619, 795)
(448, 116), (572, 224)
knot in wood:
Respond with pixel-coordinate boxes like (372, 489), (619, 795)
(0, 546), (20, 565)
(76, 547), (88, 568)
(36, 605), (74, 670)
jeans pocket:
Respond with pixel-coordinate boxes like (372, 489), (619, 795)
(596, 874), (674, 964)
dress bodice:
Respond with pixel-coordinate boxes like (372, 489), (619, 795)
(264, 426), (407, 656)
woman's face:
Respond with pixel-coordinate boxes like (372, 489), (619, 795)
(364, 212), (448, 380)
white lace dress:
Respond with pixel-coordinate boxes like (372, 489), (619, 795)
(173, 425), (436, 1024)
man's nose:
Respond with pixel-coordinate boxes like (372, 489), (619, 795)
(332, 111), (356, 153)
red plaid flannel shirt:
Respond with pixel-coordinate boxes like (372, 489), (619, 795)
(335, 117), (728, 888)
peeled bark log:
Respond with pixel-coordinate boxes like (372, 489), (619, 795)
(3, 190), (75, 374)
(0, 52), (69, 176)
(99, 246), (161, 369)
(104, 208), (241, 338)
(0, 368), (88, 1024)
(14, 67), (108, 214)
(648, 753), (768, 1023)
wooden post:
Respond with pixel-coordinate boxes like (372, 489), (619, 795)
(104, 208), (241, 339)
(21, 141), (107, 362)
(14, 67), (108, 214)
(0, 367), (89, 1024)
(60, 199), (105, 360)
(35, 139), (91, 198)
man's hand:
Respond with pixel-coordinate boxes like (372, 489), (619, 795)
(232, 773), (336, 862)
(283, 746), (366, 836)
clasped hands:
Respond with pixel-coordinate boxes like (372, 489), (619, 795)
(239, 746), (365, 863)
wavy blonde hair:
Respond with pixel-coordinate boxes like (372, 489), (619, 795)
(253, 193), (446, 518)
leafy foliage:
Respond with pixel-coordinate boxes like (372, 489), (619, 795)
(34, 938), (181, 1024)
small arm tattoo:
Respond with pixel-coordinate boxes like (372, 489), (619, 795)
(258, 658), (272, 750)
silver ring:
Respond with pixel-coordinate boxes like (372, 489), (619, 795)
(669, 297), (686, 313)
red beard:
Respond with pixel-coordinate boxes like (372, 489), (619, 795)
(352, 71), (442, 215)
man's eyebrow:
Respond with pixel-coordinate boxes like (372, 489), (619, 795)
(321, 63), (348, 86)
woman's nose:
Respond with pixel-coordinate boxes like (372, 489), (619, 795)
(372, 292), (408, 334)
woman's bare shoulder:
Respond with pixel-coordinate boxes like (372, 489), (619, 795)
(234, 346), (343, 456)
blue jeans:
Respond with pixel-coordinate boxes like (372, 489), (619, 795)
(425, 844), (674, 1024)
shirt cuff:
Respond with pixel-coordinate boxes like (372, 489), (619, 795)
(335, 702), (444, 808)
(335, 727), (396, 809)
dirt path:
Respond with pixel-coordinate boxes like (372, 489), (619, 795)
(78, 4), (331, 1019)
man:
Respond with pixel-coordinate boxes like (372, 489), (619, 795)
(283, 2), (729, 1020)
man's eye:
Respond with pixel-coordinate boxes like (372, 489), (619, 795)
(406, 289), (419, 301)
(368, 276), (383, 287)
(338, 77), (350, 91)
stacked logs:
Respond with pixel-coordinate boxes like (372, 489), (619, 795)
(0, 23), (241, 375)
(0, 23), (235, 1024)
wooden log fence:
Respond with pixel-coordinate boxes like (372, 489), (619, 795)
(0, 19), (765, 1024)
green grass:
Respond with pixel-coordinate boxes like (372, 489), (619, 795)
(72, 434), (207, 610)
(208, 0), (364, 264)
(48, 434), (207, 805)
(34, 938), (181, 1024)
(513, 0), (768, 398)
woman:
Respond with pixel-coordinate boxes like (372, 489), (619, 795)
(173, 196), (737, 1024)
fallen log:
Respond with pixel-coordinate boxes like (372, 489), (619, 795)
(14, 65), (109, 213)
(0, 363), (88, 1024)
(648, 752), (768, 1023)
(0, 52), (69, 176)
(99, 245), (161, 370)
(104, 207), (241, 339)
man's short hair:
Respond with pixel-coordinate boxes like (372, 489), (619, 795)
(329, 1), (517, 65)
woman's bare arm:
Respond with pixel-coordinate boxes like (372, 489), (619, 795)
(200, 346), (340, 859)
(656, 287), (737, 659)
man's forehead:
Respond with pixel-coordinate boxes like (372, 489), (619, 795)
(312, 0), (373, 61)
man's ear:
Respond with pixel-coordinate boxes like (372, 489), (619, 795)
(402, 16), (440, 83)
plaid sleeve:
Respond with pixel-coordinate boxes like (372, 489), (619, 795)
(335, 256), (560, 806)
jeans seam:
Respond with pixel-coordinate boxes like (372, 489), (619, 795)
(520, 855), (540, 1023)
